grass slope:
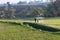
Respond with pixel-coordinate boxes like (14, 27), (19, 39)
(0, 21), (60, 40)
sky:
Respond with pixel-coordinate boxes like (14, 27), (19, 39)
(0, 0), (50, 4)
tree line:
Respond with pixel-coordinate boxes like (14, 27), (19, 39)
(0, 0), (60, 19)
(44, 0), (60, 17)
(0, 2), (15, 18)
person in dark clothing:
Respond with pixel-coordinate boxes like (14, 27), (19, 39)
(34, 17), (39, 23)
(34, 18), (37, 23)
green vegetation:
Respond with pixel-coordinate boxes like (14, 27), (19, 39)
(0, 0), (60, 39)
(0, 19), (60, 40)
(0, 0), (60, 18)
(43, 18), (60, 29)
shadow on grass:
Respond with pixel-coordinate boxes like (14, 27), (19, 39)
(23, 22), (60, 32)
(0, 21), (60, 32)
(0, 21), (22, 25)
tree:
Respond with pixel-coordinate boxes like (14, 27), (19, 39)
(45, 0), (60, 17)
(1, 11), (5, 18)
(33, 7), (44, 17)
(7, 2), (11, 8)
(10, 7), (16, 18)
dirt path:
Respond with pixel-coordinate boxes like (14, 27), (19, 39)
(23, 20), (44, 23)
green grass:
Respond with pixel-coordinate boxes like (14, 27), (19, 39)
(43, 18), (60, 29)
(0, 21), (60, 40)
(0, 18), (60, 40)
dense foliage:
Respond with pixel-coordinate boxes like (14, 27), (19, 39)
(0, 0), (60, 18)
(45, 0), (60, 17)
(0, 5), (44, 18)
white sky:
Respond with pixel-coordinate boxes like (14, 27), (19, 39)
(0, 0), (50, 4)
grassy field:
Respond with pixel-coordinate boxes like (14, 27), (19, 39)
(0, 18), (60, 40)
(0, 22), (60, 40)
(43, 18), (60, 29)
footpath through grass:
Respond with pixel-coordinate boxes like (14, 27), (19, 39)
(0, 21), (60, 40)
